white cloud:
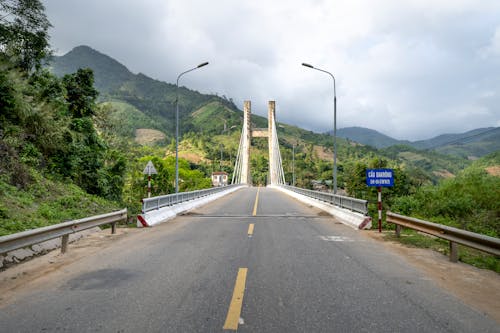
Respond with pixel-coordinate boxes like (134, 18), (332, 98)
(43, 0), (500, 140)
(479, 26), (500, 59)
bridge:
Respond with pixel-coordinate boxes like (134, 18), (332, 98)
(0, 102), (498, 332)
(232, 100), (285, 186)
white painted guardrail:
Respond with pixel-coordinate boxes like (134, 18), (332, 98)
(138, 185), (245, 227)
(272, 185), (371, 230)
(0, 209), (127, 255)
(279, 185), (368, 215)
(141, 185), (241, 213)
(387, 211), (500, 262)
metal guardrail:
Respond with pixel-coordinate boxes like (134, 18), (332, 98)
(0, 209), (128, 255)
(279, 185), (368, 215)
(141, 185), (241, 213)
(386, 211), (500, 262)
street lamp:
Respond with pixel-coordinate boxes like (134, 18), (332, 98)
(302, 62), (337, 194)
(292, 143), (296, 186)
(175, 61), (209, 193)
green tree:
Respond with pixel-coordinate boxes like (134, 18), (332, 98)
(0, 0), (51, 72)
(62, 68), (98, 118)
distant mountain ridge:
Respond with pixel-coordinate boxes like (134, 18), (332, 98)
(335, 126), (500, 158)
(49, 45), (498, 159)
(337, 127), (409, 148)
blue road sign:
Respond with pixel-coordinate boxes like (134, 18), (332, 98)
(366, 168), (394, 187)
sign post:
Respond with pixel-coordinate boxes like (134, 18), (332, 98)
(143, 161), (158, 198)
(366, 169), (394, 233)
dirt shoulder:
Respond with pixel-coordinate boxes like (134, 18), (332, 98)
(363, 230), (500, 323)
(0, 227), (144, 307)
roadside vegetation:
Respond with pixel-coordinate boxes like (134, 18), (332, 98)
(0, 0), (213, 234)
(387, 152), (500, 272)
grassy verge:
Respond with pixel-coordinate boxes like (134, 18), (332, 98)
(0, 170), (123, 237)
(383, 229), (500, 273)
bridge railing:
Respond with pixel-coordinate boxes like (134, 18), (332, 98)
(279, 185), (368, 215)
(141, 185), (241, 213)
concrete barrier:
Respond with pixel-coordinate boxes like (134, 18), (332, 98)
(270, 185), (372, 230)
(137, 185), (246, 227)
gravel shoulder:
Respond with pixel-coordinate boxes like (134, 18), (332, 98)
(363, 230), (500, 323)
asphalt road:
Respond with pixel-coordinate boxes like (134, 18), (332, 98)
(0, 187), (498, 332)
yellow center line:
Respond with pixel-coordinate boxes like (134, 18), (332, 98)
(248, 223), (254, 236)
(223, 268), (248, 330)
(252, 187), (260, 216)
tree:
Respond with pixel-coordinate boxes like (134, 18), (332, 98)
(0, 0), (51, 72)
(63, 68), (98, 118)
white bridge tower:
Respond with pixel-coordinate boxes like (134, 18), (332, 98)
(232, 101), (285, 186)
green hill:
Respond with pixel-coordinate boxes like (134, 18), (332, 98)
(48, 45), (135, 93)
(335, 126), (499, 158)
(427, 128), (500, 159)
(336, 127), (407, 148)
(50, 46), (242, 137)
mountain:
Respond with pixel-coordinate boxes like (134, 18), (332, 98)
(336, 127), (408, 148)
(334, 126), (500, 158)
(48, 45), (475, 184)
(51, 46), (498, 160)
(48, 45), (135, 93)
(49, 46), (241, 137)
(48, 46), (330, 143)
(412, 127), (500, 159)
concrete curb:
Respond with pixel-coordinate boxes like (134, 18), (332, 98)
(270, 185), (372, 230)
(137, 185), (247, 227)
(1, 227), (101, 269)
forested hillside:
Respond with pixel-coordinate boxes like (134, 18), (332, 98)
(0, 1), (123, 235)
(0, 1), (210, 235)
(335, 126), (500, 159)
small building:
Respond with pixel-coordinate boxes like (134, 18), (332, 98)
(211, 171), (229, 187)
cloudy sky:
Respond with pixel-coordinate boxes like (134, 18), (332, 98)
(42, 0), (500, 140)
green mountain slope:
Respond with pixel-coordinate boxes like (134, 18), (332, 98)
(49, 45), (135, 93)
(423, 128), (500, 159)
(412, 127), (498, 149)
(336, 127), (407, 148)
(50, 46), (244, 137)
(335, 126), (499, 158)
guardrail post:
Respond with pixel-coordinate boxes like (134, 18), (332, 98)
(61, 235), (69, 253)
(111, 222), (116, 234)
(395, 224), (402, 237)
(449, 242), (458, 262)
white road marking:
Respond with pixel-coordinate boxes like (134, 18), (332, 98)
(319, 235), (355, 242)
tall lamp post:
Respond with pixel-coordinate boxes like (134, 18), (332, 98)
(175, 61), (209, 193)
(302, 62), (337, 194)
(292, 143), (296, 186)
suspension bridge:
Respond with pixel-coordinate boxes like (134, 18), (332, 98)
(232, 100), (286, 186)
